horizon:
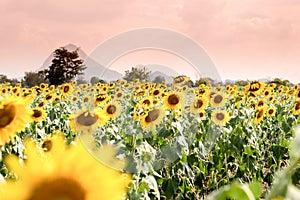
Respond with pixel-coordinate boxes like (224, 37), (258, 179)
(1, 0), (299, 83)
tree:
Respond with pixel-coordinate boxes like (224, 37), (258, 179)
(0, 74), (9, 84)
(123, 65), (151, 82)
(152, 75), (165, 84)
(90, 76), (106, 85)
(0, 74), (19, 86)
(22, 71), (46, 87)
(39, 47), (86, 85)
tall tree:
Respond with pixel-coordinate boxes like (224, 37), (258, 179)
(123, 65), (151, 82)
(39, 47), (86, 85)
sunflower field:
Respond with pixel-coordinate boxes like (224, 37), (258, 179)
(0, 78), (300, 199)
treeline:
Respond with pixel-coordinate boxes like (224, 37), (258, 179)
(0, 46), (298, 87)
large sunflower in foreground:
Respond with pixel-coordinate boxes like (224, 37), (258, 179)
(0, 96), (32, 145)
(0, 135), (131, 200)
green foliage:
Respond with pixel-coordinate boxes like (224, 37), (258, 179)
(123, 65), (151, 82)
(39, 47), (86, 85)
(0, 74), (19, 86)
(22, 71), (46, 87)
(152, 75), (165, 84)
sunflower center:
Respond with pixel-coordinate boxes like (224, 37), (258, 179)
(76, 112), (98, 126)
(268, 109), (274, 115)
(168, 94), (179, 105)
(194, 100), (203, 108)
(296, 102), (300, 110)
(33, 109), (42, 118)
(46, 95), (52, 100)
(41, 140), (53, 152)
(116, 93), (122, 98)
(258, 101), (264, 107)
(142, 99), (151, 105)
(0, 103), (16, 128)
(107, 105), (117, 115)
(153, 90), (160, 95)
(216, 113), (225, 121)
(63, 86), (70, 93)
(27, 177), (86, 200)
(199, 112), (204, 118)
(213, 95), (223, 104)
(145, 109), (160, 123)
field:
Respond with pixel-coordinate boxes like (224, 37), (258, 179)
(1, 78), (300, 199)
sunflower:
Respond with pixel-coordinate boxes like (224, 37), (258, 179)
(31, 107), (47, 122)
(198, 111), (206, 119)
(254, 107), (266, 124)
(94, 93), (110, 106)
(69, 109), (108, 133)
(37, 100), (47, 108)
(139, 97), (153, 107)
(1, 135), (131, 200)
(151, 88), (162, 97)
(0, 96), (32, 145)
(210, 92), (226, 108)
(115, 91), (124, 99)
(245, 81), (265, 96)
(266, 107), (276, 117)
(211, 110), (230, 126)
(61, 83), (74, 96)
(163, 92), (185, 110)
(140, 107), (165, 130)
(295, 89), (300, 100)
(256, 99), (265, 108)
(190, 97), (208, 113)
(293, 100), (300, 115)
(104, 102), (121, 119)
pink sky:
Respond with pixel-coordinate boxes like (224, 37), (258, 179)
(0, 0), (299, 83)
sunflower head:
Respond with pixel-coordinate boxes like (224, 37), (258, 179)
(0, 97), (32, 145)
(210, 92), (226, 108)
(140, 107), (165, 130)
(163, 92), (185, 110)
(211, 110), (230, 126)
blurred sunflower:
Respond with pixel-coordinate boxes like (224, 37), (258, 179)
(140, 107), (165, 130)
(295, 89), (300, 100)
(163, 92), (185, 110)
(293, 100), (300, 115)
(1, 135), (131, 200)
(104, 102), (121, 120)
(254, 107), (266, 124)
(31, 107), (47, 122)
(69, 109), (108, 133)
(0, 96), (32, 145)
(190, 97), (208, 113)
(210, 92), (226, 108)
(211, 110), (230, 126)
